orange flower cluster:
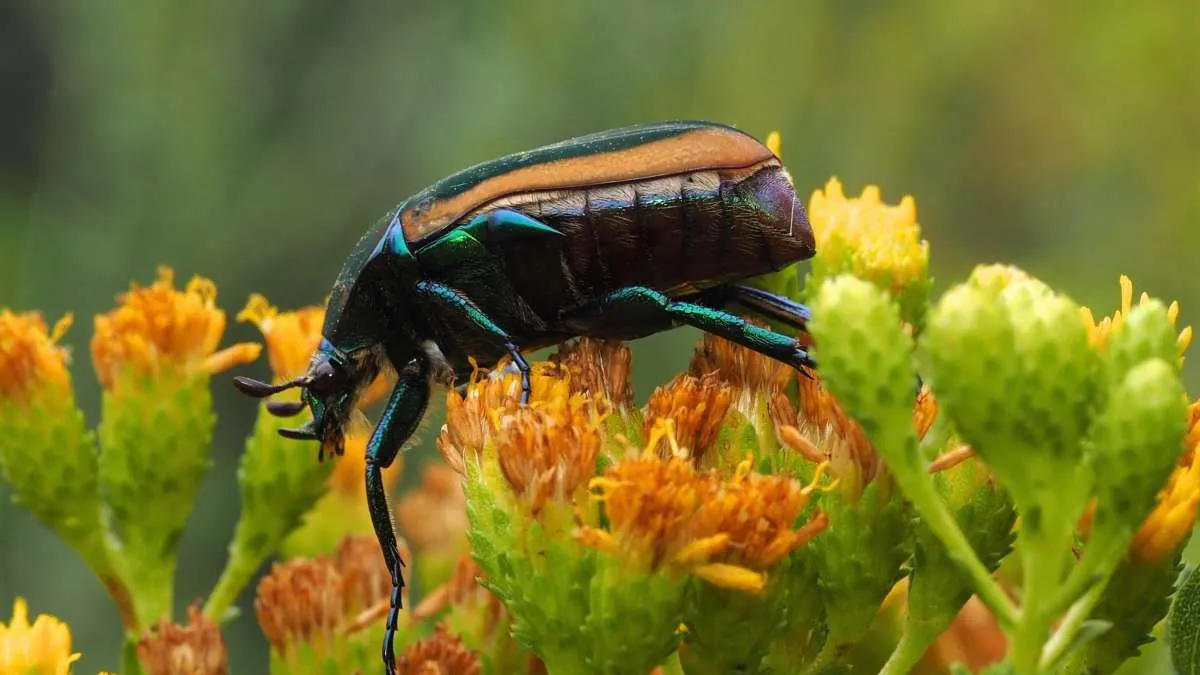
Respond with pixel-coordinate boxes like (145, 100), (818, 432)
(0, 310), (73, 403)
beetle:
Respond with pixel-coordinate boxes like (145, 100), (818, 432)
(233, 120), (818, 674)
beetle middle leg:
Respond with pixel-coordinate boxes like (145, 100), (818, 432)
(413, 280), (532, 403)
(363, 359), (431, 675)
(563, 286), (816, 371)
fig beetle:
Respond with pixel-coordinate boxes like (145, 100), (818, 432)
(234, 120), (818, 674)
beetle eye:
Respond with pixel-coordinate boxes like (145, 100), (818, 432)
(307, 360), (346, 396)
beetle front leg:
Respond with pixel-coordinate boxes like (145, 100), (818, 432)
(364, 359), (431, 675)
(565, 286), (816, 371)
(414, 280), (532, 403)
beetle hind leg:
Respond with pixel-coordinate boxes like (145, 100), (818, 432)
(563, 286), (816, 371)
(719, 284), (812, 331)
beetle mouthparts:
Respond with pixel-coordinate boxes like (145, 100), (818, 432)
(266, 400), (307, 417)
(232, 375), (305, 398)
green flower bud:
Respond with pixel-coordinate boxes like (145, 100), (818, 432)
(923, 267), (1100, 516)
(1087, 359), (1187, 557)
(1103, 301), (1180, 384)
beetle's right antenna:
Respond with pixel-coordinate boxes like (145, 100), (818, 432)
(232, 375), (308, 398)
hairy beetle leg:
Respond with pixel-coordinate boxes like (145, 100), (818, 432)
(364, 360), (431, 675)
(567, 286), (816, 371)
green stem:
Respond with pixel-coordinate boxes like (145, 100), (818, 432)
(121, 631), (146, 675)
(204, 547), (260, 622)
(1010, 518), (1072, 675)
(879, 625), (937, 675)
(895, 471), (1019, 628)
(1039, 583), (1106, 672)
(661, 651), (686, 675)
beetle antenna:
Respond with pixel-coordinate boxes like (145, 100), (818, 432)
(232, 375), (308, 398)
(266, 400), (307, 417)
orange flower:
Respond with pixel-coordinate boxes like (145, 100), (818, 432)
(643, 373), (733, 464)
(690, 331), (794, 399)
(551, 338), (635, 410)
(237, 293), (324, 380)
(1130, 400), (1200, 564)
(91, 267), (260, 390)
(0, 310), (73, 404)
(577, 450), (827, 593)
(493, 397), (604, 516)
(0, 598), (81, 675)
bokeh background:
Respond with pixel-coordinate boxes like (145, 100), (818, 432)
(1, 1), (1196, 672)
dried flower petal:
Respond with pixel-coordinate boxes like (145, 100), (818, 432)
(255, 557), (344, 654)
(137, 604), (228, 675)
(399, 624), (482, 675)
(494, 397), (603, 515)
(552, 337), (635, 409)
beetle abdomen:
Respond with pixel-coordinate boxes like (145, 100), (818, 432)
(490, 160), (814, 316)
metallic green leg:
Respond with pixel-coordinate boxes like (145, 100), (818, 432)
(365, 359), (431, 675)
(566, 285), (815, 370)
(414, 280), (532, 402)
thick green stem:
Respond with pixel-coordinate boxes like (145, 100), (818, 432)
(879, 629), (934, 675)
(539, 648), (592, 675)
(204, 548), (260, 622)
(1011, 516), (1073, 675)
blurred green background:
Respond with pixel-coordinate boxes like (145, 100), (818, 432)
(0, 1), (1196, 673)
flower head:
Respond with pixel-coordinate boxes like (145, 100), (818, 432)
(493, 397), (604, 516)
(399, 624), (482, 675)
(807, 178), (930, 320)
(1129, 399), (1200, 564)
(0, 598), (81, 675)
(91, 267), (260, 390)
(690, 330), (794, 401)
(578, 451), (826, 593)
(551, 337), (634, 411)
(255, 557), (345, 656)
(0, 310), (73, 404)
(137, 604), (228, 675)
(643, 373), (732, 464)
(1082, 275), (1193, 363)
(237, 293), (325, 380)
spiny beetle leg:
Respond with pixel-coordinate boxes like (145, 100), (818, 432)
(567, 286), (816, 371)
(413, 280), (532, 404)
(364, 359), (431, 675)
(722, 284), (812, 330)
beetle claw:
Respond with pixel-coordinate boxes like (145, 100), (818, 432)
(279, 425), (319, 441)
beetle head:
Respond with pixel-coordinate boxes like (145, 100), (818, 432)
(233, 338), (382, 459)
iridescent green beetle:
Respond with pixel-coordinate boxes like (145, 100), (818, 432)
(234, 120), (816, 674)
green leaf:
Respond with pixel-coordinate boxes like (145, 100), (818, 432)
(1170, 564), (1200, 675)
